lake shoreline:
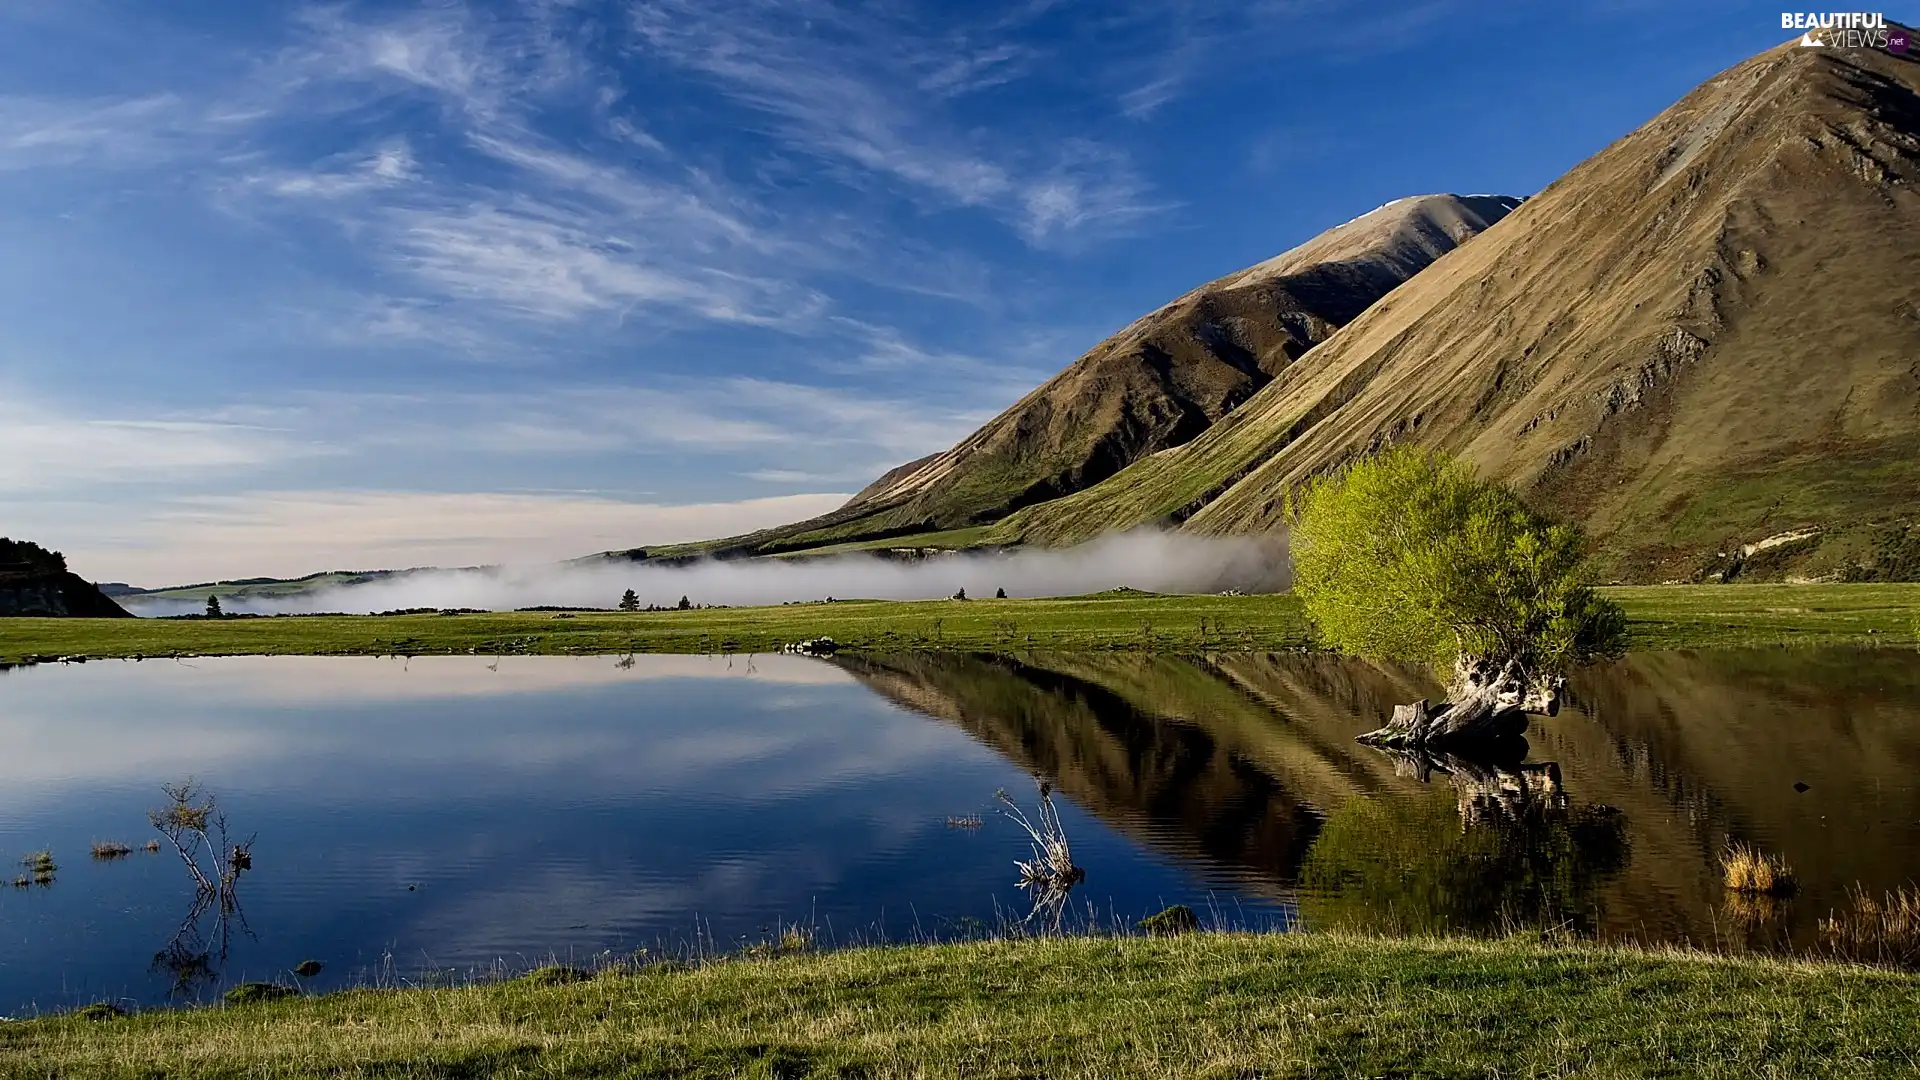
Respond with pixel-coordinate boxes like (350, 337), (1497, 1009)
(7, 931), (1917, 1076)
(1, 583), (1917, 663)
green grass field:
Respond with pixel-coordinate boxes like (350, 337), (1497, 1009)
(5, 933), (1916, 1078)
(3, 584), (1917, 663)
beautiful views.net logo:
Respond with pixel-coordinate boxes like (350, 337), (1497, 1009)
(1782, 11), (1908, 52)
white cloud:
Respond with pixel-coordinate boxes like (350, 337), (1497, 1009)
(246, 140), (419, 198)
(0, 399), (305, 493)
(0, 92), (212, 171)
(626, 0), (1164, 246)
(283, 374), (1001, 462)
(375, 199), (815, 328)
(59, 489), (854, 584)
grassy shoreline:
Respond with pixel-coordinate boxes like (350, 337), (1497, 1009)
(5, 933), (1917, 1077)
(2, 584), (1918, 663)
(0, 584), (1912, 661)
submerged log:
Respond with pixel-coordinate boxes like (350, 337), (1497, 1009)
(1357, 654), (1564, 751)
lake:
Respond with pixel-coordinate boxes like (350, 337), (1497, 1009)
(2, 647), (1916, 1014)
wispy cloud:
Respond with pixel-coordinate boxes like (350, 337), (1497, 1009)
(0, 0), (1252, 584)
(376, 200), (809, 326)
(0, 93), (219, 171)
(243, 139), (419, 198)
(0, 397), (309, 494)
(316, 375), (995, 462)
(626, 0), (1166, 245)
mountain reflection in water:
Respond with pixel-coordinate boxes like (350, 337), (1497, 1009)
(840, 648), (1920, 951)
(4, 647), (1916, 1011)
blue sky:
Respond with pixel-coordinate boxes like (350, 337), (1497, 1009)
(1, 0), (1790, 584)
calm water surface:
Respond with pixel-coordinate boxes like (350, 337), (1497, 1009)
(2, 647), (1916, 1013)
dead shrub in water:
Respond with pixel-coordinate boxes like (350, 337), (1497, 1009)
(1821, 885), (1920, 968)
(148, 780), (256, 998)
(91, 841), (133, 861)
(996, 777), (1085, 932)
(150, 779), (253, 895)
(1722, 842), (1796, 897)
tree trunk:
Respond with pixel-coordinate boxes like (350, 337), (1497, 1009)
(1357, 654), (1564, 751)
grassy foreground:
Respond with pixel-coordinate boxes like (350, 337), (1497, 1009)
(1, 584), (1917, 663)
(6, 934), (1918, 1078)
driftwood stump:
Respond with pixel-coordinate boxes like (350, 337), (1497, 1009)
(1358, 654), (1564, 751)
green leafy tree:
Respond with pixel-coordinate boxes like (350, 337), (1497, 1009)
(677, 595), (691, 611)
(205, 594), (223, 618)
(618, 589), (640, 612)
(1288, 447), (1624, 746)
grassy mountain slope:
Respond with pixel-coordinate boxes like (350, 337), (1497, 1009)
(612, 195), (1516, 560)
(997, 39), (1920, 582)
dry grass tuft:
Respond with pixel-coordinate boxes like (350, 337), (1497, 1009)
(1722, 842), (1797, 896)
(90, 841), (133, 860)
(1821, 885), (1920, 968)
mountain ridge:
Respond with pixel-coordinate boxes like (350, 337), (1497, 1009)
(606, 193), (1519, 561)
(982, 36), (1920, 582)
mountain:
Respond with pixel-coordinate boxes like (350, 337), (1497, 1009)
(989, 36), (1920, 582)
(0, 538), (133, 618)
(616, 193), (1518, 560)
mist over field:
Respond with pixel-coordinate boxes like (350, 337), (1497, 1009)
(122, 532), (1289, 617)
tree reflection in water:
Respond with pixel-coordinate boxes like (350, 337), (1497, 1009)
(1300, 746), (1629, 937)
(147, 781), (254, 998)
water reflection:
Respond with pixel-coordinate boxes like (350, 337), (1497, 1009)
(2, 647), (1916, 1012)
(842, 648), (1920, 951)
(1299, 768), (1629, 937)
(0, 655), (1252, 1012)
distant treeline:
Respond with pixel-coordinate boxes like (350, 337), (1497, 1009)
(0, 538), (67, 574)
(162, 607), (494, 620)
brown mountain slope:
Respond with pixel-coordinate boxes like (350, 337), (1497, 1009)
(623, 194), (1516, 560)
(997, 37), (1920, 582)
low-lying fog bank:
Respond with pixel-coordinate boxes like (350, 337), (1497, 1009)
(123, 532), (1289, 617)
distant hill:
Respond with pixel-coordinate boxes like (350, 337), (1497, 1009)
(983, 36), (1920, 583)
(125, 569), (406, 603)
(0, 538), (132, 618)
(608, 194), (1518, 561)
